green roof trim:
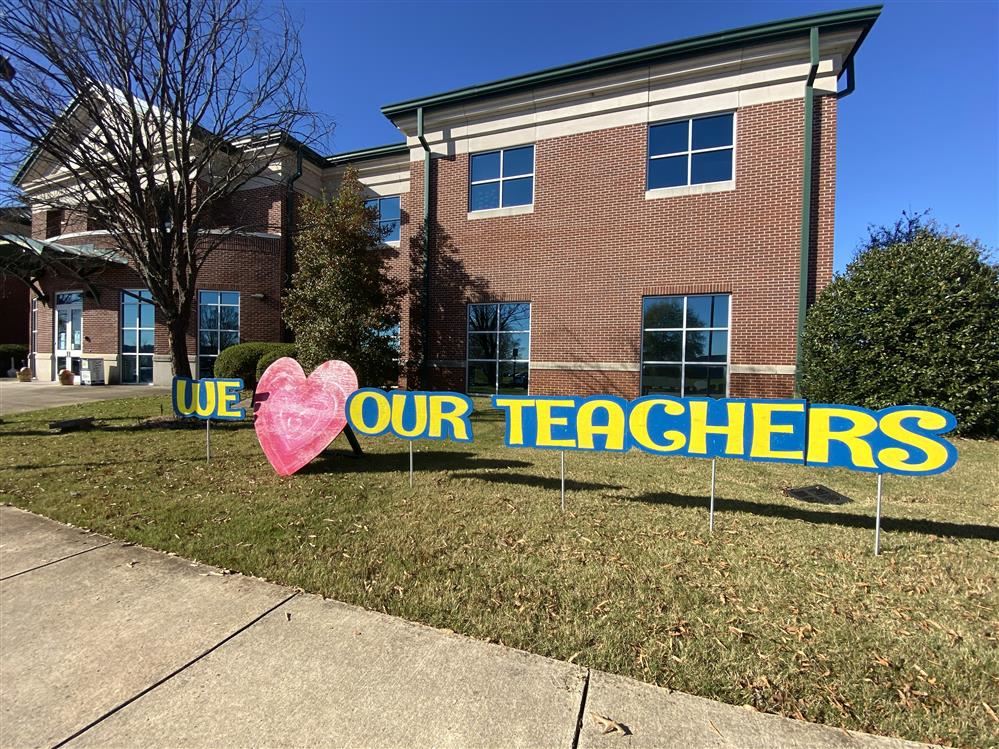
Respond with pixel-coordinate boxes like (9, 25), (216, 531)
(325, 142), (409, 165)
(381, 5), (881, 119)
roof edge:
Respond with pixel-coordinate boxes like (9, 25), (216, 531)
(325, 142), (409, 165)
(380, 4), (882, 119)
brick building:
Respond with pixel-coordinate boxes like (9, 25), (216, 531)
(0, 206), (31, 349)
(8, 6), (879, 396)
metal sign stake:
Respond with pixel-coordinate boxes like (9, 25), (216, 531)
(206, 418), (211, 463)
(560, 450), (566, 512)
(709, 458), (717, 533)
(409, 441), (414, 488)
(874, 473), (884, 556)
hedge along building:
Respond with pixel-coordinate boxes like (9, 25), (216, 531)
(9, 6), (879, 395)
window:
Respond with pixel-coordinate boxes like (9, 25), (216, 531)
(469, 146), (534, 211)
(198, 291), (239, 379)
(648, 113), (734, 189)
(467, 302), (530, 395)
(121, 289), (155, 384)
(641, 294), (729, 397)
(364, 196), (401, 242)
(45, 209), (63, 238)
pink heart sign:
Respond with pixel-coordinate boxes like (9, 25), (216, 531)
(253, 358), (358, 476)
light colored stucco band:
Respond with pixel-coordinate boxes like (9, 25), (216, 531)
(730, 364), (797, 375)
(401, 29), (858, 161)
(532, 362), (641, 373)
(467, 204), (534, 221)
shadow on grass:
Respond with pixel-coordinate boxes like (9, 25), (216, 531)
(630, 492), (999, 542)
(298, 450), (534, 476)
(0, 419), (256, 438)
(449, 471), (622, 492)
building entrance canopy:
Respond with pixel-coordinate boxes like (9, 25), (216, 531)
(0, 233), (127, 300)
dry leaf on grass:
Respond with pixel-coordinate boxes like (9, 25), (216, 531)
(592, 713), (631, 735)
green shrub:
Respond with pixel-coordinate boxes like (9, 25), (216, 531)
(213, 342), (275, 388)
(256, 344), (297, 382)
(802, 214), (999, 437)
(0, 343), (29, 375)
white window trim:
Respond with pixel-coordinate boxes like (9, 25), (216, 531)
(466, 302), (532, 396)
(640, 294), (731, 398)
(468, 146), (535, 214)
(647, 111), (737, 193)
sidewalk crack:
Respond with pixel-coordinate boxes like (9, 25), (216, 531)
(571, 669), (591, 749)
(51, 591), (298, 748)
(0, 541), (113, 582)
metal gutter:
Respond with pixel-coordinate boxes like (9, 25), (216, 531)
(417, 107), (432, 387)
(282, 146), (303, 342)
(325, 142), (409, 165)
(381, 5), (881, 119)
(795, 26), (820, 397)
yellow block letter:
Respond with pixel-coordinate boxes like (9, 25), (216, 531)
(494, 397), (535, 446)
(688, 400), (746, 457)
(750, 401), (805, 461)
(391, 392), (428, 438)
(428, 394), (472, 441)
(807, 406), (878, 469)
(348, 389), (391, 435)
(576, 398), (626, 451)
(877, 409), (954, 474)
(628, 398), (687, 453)
(536, 399), (577, 449)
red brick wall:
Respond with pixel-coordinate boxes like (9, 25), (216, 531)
(0, 273), (29, 346)
(32, 216), (285, 374)
(401, 95), (837, 398)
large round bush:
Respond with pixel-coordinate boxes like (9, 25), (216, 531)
(255, 344), (297, 382)
(802, 218), (998, 437)
(213, 342), (275, 388)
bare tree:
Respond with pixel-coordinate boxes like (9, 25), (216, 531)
(0, 0), (326, 377)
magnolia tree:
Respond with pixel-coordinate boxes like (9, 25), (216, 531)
(282, 168), (403, 386)
(802, 213), (999, 437)
(0, 0), (325, 377)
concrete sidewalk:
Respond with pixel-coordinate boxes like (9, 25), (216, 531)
(0, 380), (170, 417)
(0, 506), (932, 749)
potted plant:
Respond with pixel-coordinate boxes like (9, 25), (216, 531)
(58, 369), (75, 385)
(16, 367), (31, 383)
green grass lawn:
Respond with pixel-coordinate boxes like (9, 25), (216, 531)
(1, 395), (996, 747)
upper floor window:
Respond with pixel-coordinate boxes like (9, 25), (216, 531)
(45, 209), (63, 238)
(469, 145), (534, 211)
(364, 196), (401, 242)
(648, 113), (734, 190)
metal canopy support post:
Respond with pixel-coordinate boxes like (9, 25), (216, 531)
(874, 473), (884, 556)
(560, 451), (566, 512)
(409, 441), (414, 488)
(709, 459), (717, 532)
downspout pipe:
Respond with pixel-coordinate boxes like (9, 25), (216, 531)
(283, 146), (303, 342)
(417, 107), (432, 388)
(795, 26), (820, 397)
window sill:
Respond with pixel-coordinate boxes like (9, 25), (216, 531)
(645, 180), (735, 200)
(467, 204), (534, 221)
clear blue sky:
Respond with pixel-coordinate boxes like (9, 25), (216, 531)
(290, 0), (998, 271)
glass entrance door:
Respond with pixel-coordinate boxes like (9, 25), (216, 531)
(54, 291), (83, 376)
